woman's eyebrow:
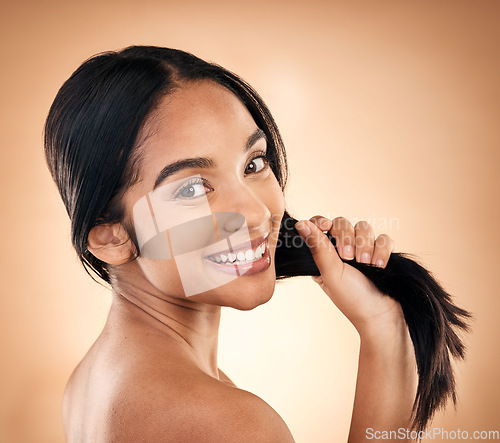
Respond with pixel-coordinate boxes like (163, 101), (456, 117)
(246, 128), (266, 151)
(153, 157), (213, 190)
(153, 128), (266, 190)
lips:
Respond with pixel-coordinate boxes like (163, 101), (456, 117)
(206, 240), (266, 265)
(202, 233), (271, 276)
(203, 233), (269, 261)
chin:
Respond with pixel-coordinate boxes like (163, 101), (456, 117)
(227, 269), (277, 310)
(189, 268), (277, 311)
(228, 286), (274, 311)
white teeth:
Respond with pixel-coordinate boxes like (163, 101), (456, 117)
(208, 241), (266, 265)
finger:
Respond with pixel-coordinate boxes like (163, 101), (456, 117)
(329, 217), (355, 260)
(308, 215), (333, 232)
(295, 220), (342, 276)
(354, 221), (375, 264)
(371, 234), (395, 268)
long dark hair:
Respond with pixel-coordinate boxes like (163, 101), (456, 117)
(44, 45), (470, 433)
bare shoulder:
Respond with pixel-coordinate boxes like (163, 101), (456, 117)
(63, 338), (294, 442)
(106, 367), (295, 442)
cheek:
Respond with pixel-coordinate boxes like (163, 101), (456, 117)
(265, 177), (286, 232)
(273, 186), (286, 217)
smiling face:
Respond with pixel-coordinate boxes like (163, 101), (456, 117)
(118, 79), (285, 310)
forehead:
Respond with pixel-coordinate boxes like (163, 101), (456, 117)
(137, 80), (257, 162)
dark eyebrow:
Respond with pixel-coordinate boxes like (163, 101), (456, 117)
(153, 157), (214, 190)
(246, 128), (266, 151)
(153, 128), (267, 190)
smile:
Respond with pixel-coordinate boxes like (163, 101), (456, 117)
(202, 234), (271, 275)
(206, 240), (266, 265)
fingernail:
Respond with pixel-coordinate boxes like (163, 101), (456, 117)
(296, 221), (311, 236)
(375, 259), (384, 268)
(318, 217), (330, 229)
(360, 252), (371, 264)
(343, 245), (354, 259)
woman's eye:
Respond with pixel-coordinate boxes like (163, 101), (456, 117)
(174, 181), (207, 199)
(245, 156), (268, 174)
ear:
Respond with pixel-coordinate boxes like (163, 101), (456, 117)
(87, 223), (134, 265)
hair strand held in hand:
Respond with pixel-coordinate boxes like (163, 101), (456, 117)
(274, 211), (472, 432)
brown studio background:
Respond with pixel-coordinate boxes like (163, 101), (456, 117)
(1, 1), (499, 441)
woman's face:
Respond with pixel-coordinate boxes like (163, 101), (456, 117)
(119, 80), (285, 310)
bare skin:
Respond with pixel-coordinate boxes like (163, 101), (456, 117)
(63, 80), (417, 442)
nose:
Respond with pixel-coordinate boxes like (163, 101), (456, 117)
(219, 183), (271, 234)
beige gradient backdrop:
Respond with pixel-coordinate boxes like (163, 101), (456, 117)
(1, 1), (499, 441)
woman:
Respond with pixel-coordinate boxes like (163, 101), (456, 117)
(45, 46), (455, 442)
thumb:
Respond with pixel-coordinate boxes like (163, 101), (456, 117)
(295, 220), (343, 276)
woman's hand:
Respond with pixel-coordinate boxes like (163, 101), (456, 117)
(297, 216), (417, 440)
(295, 216), (402, 335)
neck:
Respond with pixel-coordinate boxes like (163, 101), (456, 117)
(108, 281), (222, 380)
